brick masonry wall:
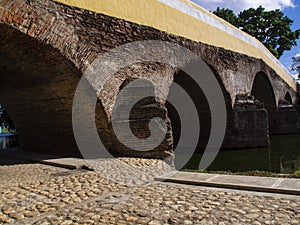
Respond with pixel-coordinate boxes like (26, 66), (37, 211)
(225, 95), (269, 148)
(271, 106), (300, 134)
(0, 0), (299, 158)
(0, 24), (81, 156)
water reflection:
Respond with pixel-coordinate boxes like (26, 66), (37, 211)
(0, 136), (18, 149)
(184, 134), (300, 174)
(1, 132), (299, 173)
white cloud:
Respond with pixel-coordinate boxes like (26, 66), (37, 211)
(191, 0), (296, 13)
(290, 49), (300, 77)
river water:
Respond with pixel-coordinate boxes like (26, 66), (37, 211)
(184, 134), (300, 174)
(0, 136), (18, 149)
(1, 134), (299, 174)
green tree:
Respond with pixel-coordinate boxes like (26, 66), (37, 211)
(291, 54), (300, 77)
(0, 104), (14, 131)
(213, 7), (239, 27)
(213, 6), (300, 59)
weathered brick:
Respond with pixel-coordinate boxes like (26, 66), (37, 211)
(0, 0), (298, 159)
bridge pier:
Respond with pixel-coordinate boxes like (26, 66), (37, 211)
(223, 95), (269, 149)
(108, 78), (174, 159)
(270, 104), (300, 135)
(1, 0), (299, 159)
(222, 95), (300, 149)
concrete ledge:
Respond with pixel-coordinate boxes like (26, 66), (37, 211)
(2, 149), (299, 195)
(155, 171), (300, 196)
(0, 149), (90, 170)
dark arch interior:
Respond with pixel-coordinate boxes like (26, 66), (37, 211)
(251, 72), (277, 132)
(166, 68), (211, 152)
(0, 103), (18, 149)
(0, 24), (84, 156)
(166, 63), (233, 153)
(285, 92), (293, 104)
(251, 72), (277, 112)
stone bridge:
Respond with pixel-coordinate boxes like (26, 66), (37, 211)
(0, 0), (299, 158)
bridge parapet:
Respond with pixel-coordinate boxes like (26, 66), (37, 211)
(54, 0), (297, 91)
(0, 0), (299, 157)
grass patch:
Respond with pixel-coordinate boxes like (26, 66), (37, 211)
(294, 171), (300, 175)
(181, 168), (300, 178)
(1, 127), (10, 133)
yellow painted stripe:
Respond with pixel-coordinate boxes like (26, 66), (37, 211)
(54, 0), (297, 91)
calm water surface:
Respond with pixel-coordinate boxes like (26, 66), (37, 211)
(0, 136), (18, 149)
(1, 134), (299, 174)
(184, 134), (300, 174)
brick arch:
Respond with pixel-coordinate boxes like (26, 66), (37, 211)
(251, 71), (278, 133)
(166, 63), (230, 151)
(285, 92), (293, 104)
(251, 72), (277, 111)
(107, 77), (173, 159)
(207, 65), (233, 110)
(0, 24), (83, 155)
(0, 0), (95, 72)
(1, 0), (298, 156)
(98, 62), (175, 119)
(0, 0), (114, 156)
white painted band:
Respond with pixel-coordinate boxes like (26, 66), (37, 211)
(159, 0), (295, 83)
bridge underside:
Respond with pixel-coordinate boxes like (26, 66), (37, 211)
(251, 72), (299, 135)
(0, 24), (81, 156)
(0, 0), (299, 159)
(1, 23), (300, 159)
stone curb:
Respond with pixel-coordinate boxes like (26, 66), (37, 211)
(155, 172), (300, 196)
(2, 149), (300, 196)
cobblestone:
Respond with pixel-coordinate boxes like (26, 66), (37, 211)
(1, 157), (300, 224)
(88, 157), (174, 186)
(0, 157), (125, 224)
(35, 182), (300, 225)
(0, 157), (70, 187)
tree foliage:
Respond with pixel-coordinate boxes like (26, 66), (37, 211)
(291, 54), (300, 77)
(213, 6), (300, 59)
(213, 7), (238, 27)
(0, 104), (14, 130)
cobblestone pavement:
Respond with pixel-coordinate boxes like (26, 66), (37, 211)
(1, 157), (300, 224)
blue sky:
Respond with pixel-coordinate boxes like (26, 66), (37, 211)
(281, 4), (300, 76)
(191, 0), (300, 77)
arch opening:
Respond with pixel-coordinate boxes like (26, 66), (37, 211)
(166, 64), (232, 154)
(251, 72), (277, 111)
(285, 92), (293, 105)
(251, 72), (277, 133)
(0, 24), (86, 156)
(166, 68), (211, 152)
(0, 103), (18, 149)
